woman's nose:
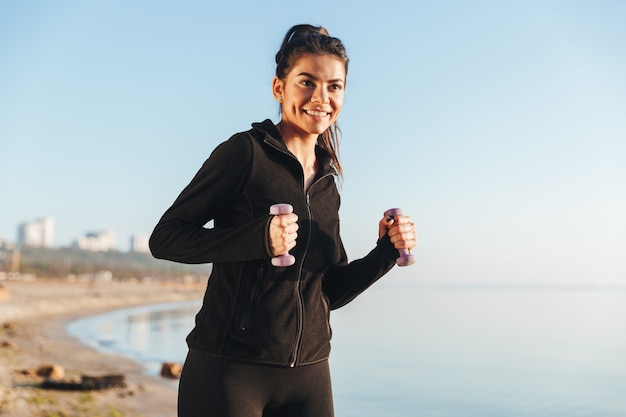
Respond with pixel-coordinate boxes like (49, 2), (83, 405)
(311, 86), (329, 104)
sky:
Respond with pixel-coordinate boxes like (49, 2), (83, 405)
(1, 0), (624, 286)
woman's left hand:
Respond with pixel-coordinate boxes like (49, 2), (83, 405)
(379, 214), (417, 252)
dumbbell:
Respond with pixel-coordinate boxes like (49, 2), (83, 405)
(384, 208), (416, 266)
(269, 204), (296, 267)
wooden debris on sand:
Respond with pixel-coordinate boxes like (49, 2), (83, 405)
(41, 373), (127, 390)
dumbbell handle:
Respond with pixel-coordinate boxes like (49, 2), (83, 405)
(269, 204), (296, 267)
(383, 208), (416, 267)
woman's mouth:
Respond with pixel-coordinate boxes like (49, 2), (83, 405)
(304, 109), (330, 118)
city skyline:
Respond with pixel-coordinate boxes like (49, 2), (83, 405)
(9, 216), (149, 253)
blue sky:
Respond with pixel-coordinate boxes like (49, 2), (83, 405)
(1, 1), (624, 286)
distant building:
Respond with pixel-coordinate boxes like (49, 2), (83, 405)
(17, 217), (54, 248)
(130, 234), (150, 253)
(76, 230), (117, 252)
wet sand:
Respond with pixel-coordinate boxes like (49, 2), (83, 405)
(0, 279), (205, 417)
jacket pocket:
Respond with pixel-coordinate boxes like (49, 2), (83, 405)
(239, 265), (266, 331)
(321, 292), (332, 336)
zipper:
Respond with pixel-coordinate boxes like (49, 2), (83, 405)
(289, 194), (310, 367)
(289, 173), (333, 367)
(264, 136), (336, 367)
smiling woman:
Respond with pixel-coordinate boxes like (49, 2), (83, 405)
(272, 24), (349, 184)
(148, 23), (417, 417)
(273, 53), (346, 190)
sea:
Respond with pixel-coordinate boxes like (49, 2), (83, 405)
(67, 284), (626, 417)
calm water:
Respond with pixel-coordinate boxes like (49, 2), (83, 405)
(67, 286), (626, 417)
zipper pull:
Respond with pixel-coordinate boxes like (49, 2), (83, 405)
(306, 194), (310, 207)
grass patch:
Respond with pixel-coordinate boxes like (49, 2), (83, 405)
(78, 392), (95, 404)
(29, 393), (58, 406)
(42, 412), (68, 417)
(108, 408), (124, 417)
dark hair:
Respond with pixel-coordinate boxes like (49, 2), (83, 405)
(275, 24), (349, 176)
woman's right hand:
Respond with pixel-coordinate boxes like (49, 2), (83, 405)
(378, 213), (417, 252)
(269, 212), (299, 257)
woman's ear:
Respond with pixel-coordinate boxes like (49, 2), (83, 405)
(272, 77), (284, 103)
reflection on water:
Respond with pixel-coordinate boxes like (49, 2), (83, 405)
(68, 287), (626, 417)
(67, 300), (200, 376)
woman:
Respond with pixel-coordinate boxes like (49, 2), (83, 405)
(150, 24), (417, 417)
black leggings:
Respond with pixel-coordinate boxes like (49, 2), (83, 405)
(178, 351), (335, 417)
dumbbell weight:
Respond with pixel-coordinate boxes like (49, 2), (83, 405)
(269, 204), (296, 267)
(383, 208), (416, 266)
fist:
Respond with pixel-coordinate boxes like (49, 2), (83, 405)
(269, 211), (299, 257)
(379, 213), (417, 252)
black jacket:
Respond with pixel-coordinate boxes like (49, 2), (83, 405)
(150, 120), (399, 367)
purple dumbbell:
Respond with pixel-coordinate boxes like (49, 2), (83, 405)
(269, 203), (296, 267)
(384, 208), (416, 267)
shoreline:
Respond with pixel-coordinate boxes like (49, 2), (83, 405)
(0, 279), (205, 417)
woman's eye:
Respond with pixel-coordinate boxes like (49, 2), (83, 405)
(302, 80), (314, 87)
(330, 83), (343, 91)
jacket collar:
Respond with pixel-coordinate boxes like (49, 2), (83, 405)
(252, 119), (284, 149)
(252, 119), (337, 177)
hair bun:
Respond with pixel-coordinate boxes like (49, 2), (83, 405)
(275, 24), (330, 64)
(286, 24), (330, 43)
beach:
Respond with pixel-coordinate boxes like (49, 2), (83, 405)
(0, 278), (205, 417)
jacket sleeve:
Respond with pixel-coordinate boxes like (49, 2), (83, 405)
(322, 234), (399, 309)
(149, 135), (272, 264)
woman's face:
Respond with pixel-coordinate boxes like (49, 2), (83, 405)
(273, 53), (346, 139)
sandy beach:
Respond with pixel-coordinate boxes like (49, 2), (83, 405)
(0, 278), (206, 417)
